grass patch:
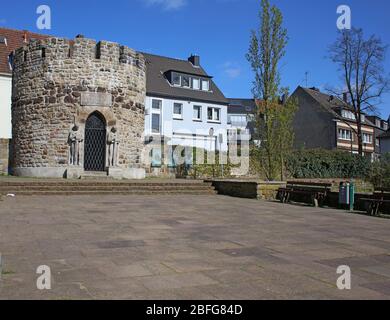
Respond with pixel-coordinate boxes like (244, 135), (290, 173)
(1, 269), (16, 275)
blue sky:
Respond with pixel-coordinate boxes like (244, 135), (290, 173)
(1, 0), (390, 118)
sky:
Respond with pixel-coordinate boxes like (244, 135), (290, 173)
(1, 0), (390, 118)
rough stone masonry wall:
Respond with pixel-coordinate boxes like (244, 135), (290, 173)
(11, 36), (146, 177)
(0, 139), (9, 175)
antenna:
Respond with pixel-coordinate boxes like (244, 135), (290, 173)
(304, 71), (309, 87)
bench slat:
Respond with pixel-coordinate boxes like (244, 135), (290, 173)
(287, 181), (332, 187)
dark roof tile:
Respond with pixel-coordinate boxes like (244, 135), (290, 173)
(0, 27), (49, 74)
(142, 52), (228, 105)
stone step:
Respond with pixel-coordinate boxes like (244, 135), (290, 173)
(0, 185), (214, 192)
(0, 182), (213, 188)
(0, 179), (216, 196)
(1, 190), (217, 196)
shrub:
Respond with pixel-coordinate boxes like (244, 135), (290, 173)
(286, 149), (371, 179)
(175, 148), (238, 179)
(369, 153), (390, 188)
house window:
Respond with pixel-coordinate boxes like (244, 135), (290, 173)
(172, 73), (181, 86)
(151, 148), (162, 167)
(152, 114), (161, 133)
(201, 80), (210, 91)
(192, 78), (200, 90)
(151, 99), (162, 134)
(193, 105), (202, 121)
(182, 75), (190, 88)
(208, 107), (220, 122)
(376, 138), (380, 147)
(152, 99), (162, 110)
(363, 133), (373, 144)
(383, 123), (388, 131)
(173, 103), (183, 119)
(341, 110), (356, 120)
(338, 128), (352, 141)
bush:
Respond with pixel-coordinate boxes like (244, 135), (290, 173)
(286, 149), (371, 179)
(175, 148), (238, 179)
(369, 153), (390, 188)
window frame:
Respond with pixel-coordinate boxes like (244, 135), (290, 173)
(201, 79), (210, 91)
(363, 133), (373, 144)
(193, 105), (202, 121)
(173, 103), (183, 120)
(181, 75), (190, 88)
(207, 107), (221, 123)
(192, 78), (200, 90)
(172, 72), (181, 87)
(338, 128), (353, 141)
(151, 99), (162, 134)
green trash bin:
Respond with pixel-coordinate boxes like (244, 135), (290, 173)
(339, 181), (355, 211)
(349, 181), (355, 211)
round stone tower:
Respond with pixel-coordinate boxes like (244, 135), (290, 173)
(11, 36), (146, 179)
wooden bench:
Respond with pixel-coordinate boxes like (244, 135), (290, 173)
(361, 188), (390, 216)
(278, 181), (332, 207)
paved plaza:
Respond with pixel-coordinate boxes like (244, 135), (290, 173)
(0, 194), (390, 300)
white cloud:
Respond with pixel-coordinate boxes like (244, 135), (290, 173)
(223, 62), (242, 79)
(143, 0), (187, 10)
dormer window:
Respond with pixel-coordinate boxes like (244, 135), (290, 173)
(0, 36), (7, 45)
(168, 71), (210, 92)
(192, 78), (200, 90)
(201, 80), (210, 91)
(172, 72), (181, 86)
(341, 109), (356, 120)
(8, 53), (14, 70)
(182, 75), (190, 88)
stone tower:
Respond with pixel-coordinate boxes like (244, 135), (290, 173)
(11, 36), (146, 179)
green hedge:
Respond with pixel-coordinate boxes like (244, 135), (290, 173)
(369, 153), (390, 188)
(286, 149), (371, 179)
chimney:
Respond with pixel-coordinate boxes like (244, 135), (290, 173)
(188, 54), (200, 67)
(343, 92), (348, 103)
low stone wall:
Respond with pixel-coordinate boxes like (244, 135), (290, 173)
(0, 139), (9, 175)
(208, 180), (285, 199)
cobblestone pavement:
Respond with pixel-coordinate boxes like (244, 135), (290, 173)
(0, 195), (389, 300)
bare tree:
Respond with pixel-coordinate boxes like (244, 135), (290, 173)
(329, 28), (389, 155)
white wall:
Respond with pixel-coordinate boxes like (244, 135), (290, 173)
(0, 75), (12, 139)
(145, 96), (228, 152)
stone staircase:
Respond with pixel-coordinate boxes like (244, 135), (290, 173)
(0, 179), (217, 196)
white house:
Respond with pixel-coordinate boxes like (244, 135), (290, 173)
(227, 98), (256, 146)
(143, 53), (229, 170)
(0, 72), (11, 139)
